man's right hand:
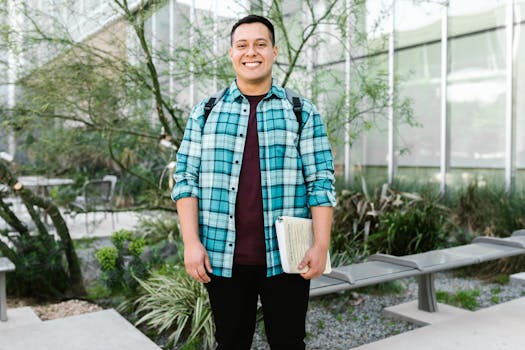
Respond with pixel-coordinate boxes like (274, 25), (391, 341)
(184, 241), (213, 283)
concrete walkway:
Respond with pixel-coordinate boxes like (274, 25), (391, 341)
(354, 296), (525, 350)
(0, 309), (161, 350)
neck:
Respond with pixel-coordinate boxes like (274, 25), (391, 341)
(236, 78), (272, 96)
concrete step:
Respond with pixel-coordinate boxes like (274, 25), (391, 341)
(0, 308), (161, 350)
(0, 307), (41, 331)
(354, 297), (525, 350)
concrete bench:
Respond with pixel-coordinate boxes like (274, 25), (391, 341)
(311, 230), (525, 313)
(0, 257), (16, 321)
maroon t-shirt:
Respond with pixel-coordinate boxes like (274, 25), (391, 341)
(234, 94), (266, 266)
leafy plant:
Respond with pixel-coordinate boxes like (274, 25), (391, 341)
(6, 233), (70, 298)
(136, 213), (180, 245)
(132, 267), (215, 349)
(95, 229), (149, 295)
(436, 289), (480, 311)
(331, 178), (424, 265)
(368, 198), (450, 256)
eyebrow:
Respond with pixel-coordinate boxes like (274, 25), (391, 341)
(233, 38), (269, 44)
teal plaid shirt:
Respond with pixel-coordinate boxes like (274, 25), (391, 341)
(172, 80), (336, 277)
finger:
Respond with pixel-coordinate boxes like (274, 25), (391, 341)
(204, 254), (213, 273)
(196, 265), (211, 283)
(298, 255), (311, 270)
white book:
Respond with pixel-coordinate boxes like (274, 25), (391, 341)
(275, 216), (332, 274)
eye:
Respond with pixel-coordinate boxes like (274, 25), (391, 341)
(257, 42), (267, 48)
(236, 43), (247, 49)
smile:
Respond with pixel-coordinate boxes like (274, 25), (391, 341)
(243, 62), (262, 67)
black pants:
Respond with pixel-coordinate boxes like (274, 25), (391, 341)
(205, 265), (310, 350)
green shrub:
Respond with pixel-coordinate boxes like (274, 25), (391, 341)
(95, 229), (149, 295)
(331, 178), (446, 264)
(132, 268), (215, 349)
(136, 214), (180, 245)
(7, 233), (70, 298)
(368, 199), (450, 256)
(452, 184), (525, 237)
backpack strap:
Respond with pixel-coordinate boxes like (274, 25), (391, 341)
(204, 87), (303, 134)
(284, 87), (304, 135)
(203, 88), (228, 123)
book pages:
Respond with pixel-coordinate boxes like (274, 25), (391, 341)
(275, 216), (331, 274)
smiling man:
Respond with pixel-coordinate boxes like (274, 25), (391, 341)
(172, 14), (336, 350)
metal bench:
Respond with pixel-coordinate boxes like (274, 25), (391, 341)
(0, 257), (16, 321)
(311, 230), (525, 313)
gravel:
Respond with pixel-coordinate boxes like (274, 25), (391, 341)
(250, 272), (524, 349)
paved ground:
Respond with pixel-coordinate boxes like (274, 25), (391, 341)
(0, 309), (161, 350)
(354, 296), (525, 350)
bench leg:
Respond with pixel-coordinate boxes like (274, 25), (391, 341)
(0, 272), (7, 321)
(418, 273), (438, 312)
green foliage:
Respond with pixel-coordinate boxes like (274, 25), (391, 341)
(7, 233), (70, 298)
(450, 184), (525, 274)
(369, 198), (450, 256)
(95, 230), (149, 295)
(451, 184), (525, 237)
(132, 267), (215, 349)
(436, 289), (480, 311)
(86, 281), (112, 300)
(331, 179), (425, 265)
(96, 247), (119, 271)
(136, 214), (180, 245)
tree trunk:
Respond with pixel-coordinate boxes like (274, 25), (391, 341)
(0, 161), (86, 296)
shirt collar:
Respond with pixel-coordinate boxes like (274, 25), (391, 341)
(228, 79), (286, 102)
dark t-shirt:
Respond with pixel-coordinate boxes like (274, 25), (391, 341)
(234, 94), (266, 266)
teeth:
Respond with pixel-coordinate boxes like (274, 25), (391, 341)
(244, 62), (260, 67)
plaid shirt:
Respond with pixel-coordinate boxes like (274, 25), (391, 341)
(172, 80), (336, 277)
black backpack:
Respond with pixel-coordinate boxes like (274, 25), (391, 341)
(203, 87), (304, 135)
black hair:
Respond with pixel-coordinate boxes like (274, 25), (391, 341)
(230, 14), (275, 46)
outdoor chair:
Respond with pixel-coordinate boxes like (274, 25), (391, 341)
(70, 177), (117, 233)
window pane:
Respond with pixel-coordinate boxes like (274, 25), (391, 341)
(448, 1), (507, 188)
(395, 0), (442, 188)
(350, 54), (389, 186)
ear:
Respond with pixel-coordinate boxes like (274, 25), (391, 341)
(273, 45), (279, 61)
(229, 47), (233, 61)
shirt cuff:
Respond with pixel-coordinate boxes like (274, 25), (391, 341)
(307, 189), (336, 207)
(171, 184), (199, 202)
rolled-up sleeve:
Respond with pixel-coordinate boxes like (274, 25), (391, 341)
(171, 106), (204, 202)
(299, 103), (336, 208)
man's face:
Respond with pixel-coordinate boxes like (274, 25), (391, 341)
(229, 22), (278, 90)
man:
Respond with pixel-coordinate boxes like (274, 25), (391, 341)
(172, 14), (336, 350)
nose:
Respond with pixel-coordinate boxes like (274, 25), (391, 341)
(246, 44), (257, 55)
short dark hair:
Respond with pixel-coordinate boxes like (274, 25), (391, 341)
(230, 14), (275, 46)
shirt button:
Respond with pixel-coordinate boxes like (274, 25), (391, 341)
(243, 109), (247, 112)
(231, 187), (235, 191)
(239, 133), (244, 137)
(235, 160), (239, 164)
(229, 215), (233, 219)
(228, 243), (233, 247)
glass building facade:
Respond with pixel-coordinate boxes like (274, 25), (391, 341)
(3, 0), (525, 193)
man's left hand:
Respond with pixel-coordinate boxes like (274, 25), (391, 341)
(298, 245), (328, 280)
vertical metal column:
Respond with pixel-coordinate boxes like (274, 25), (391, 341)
(387, 0), (396, 185)
(344, 0), (352, 186)
(189, 0), (196, 106)
(212, 0), (218, 92)
(169, 0), (175, 99)
(418, 273), (438, 312)
(505, 0), (516, 194)
(7, 0), (17, 158)
(440, 3), (449, 196)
